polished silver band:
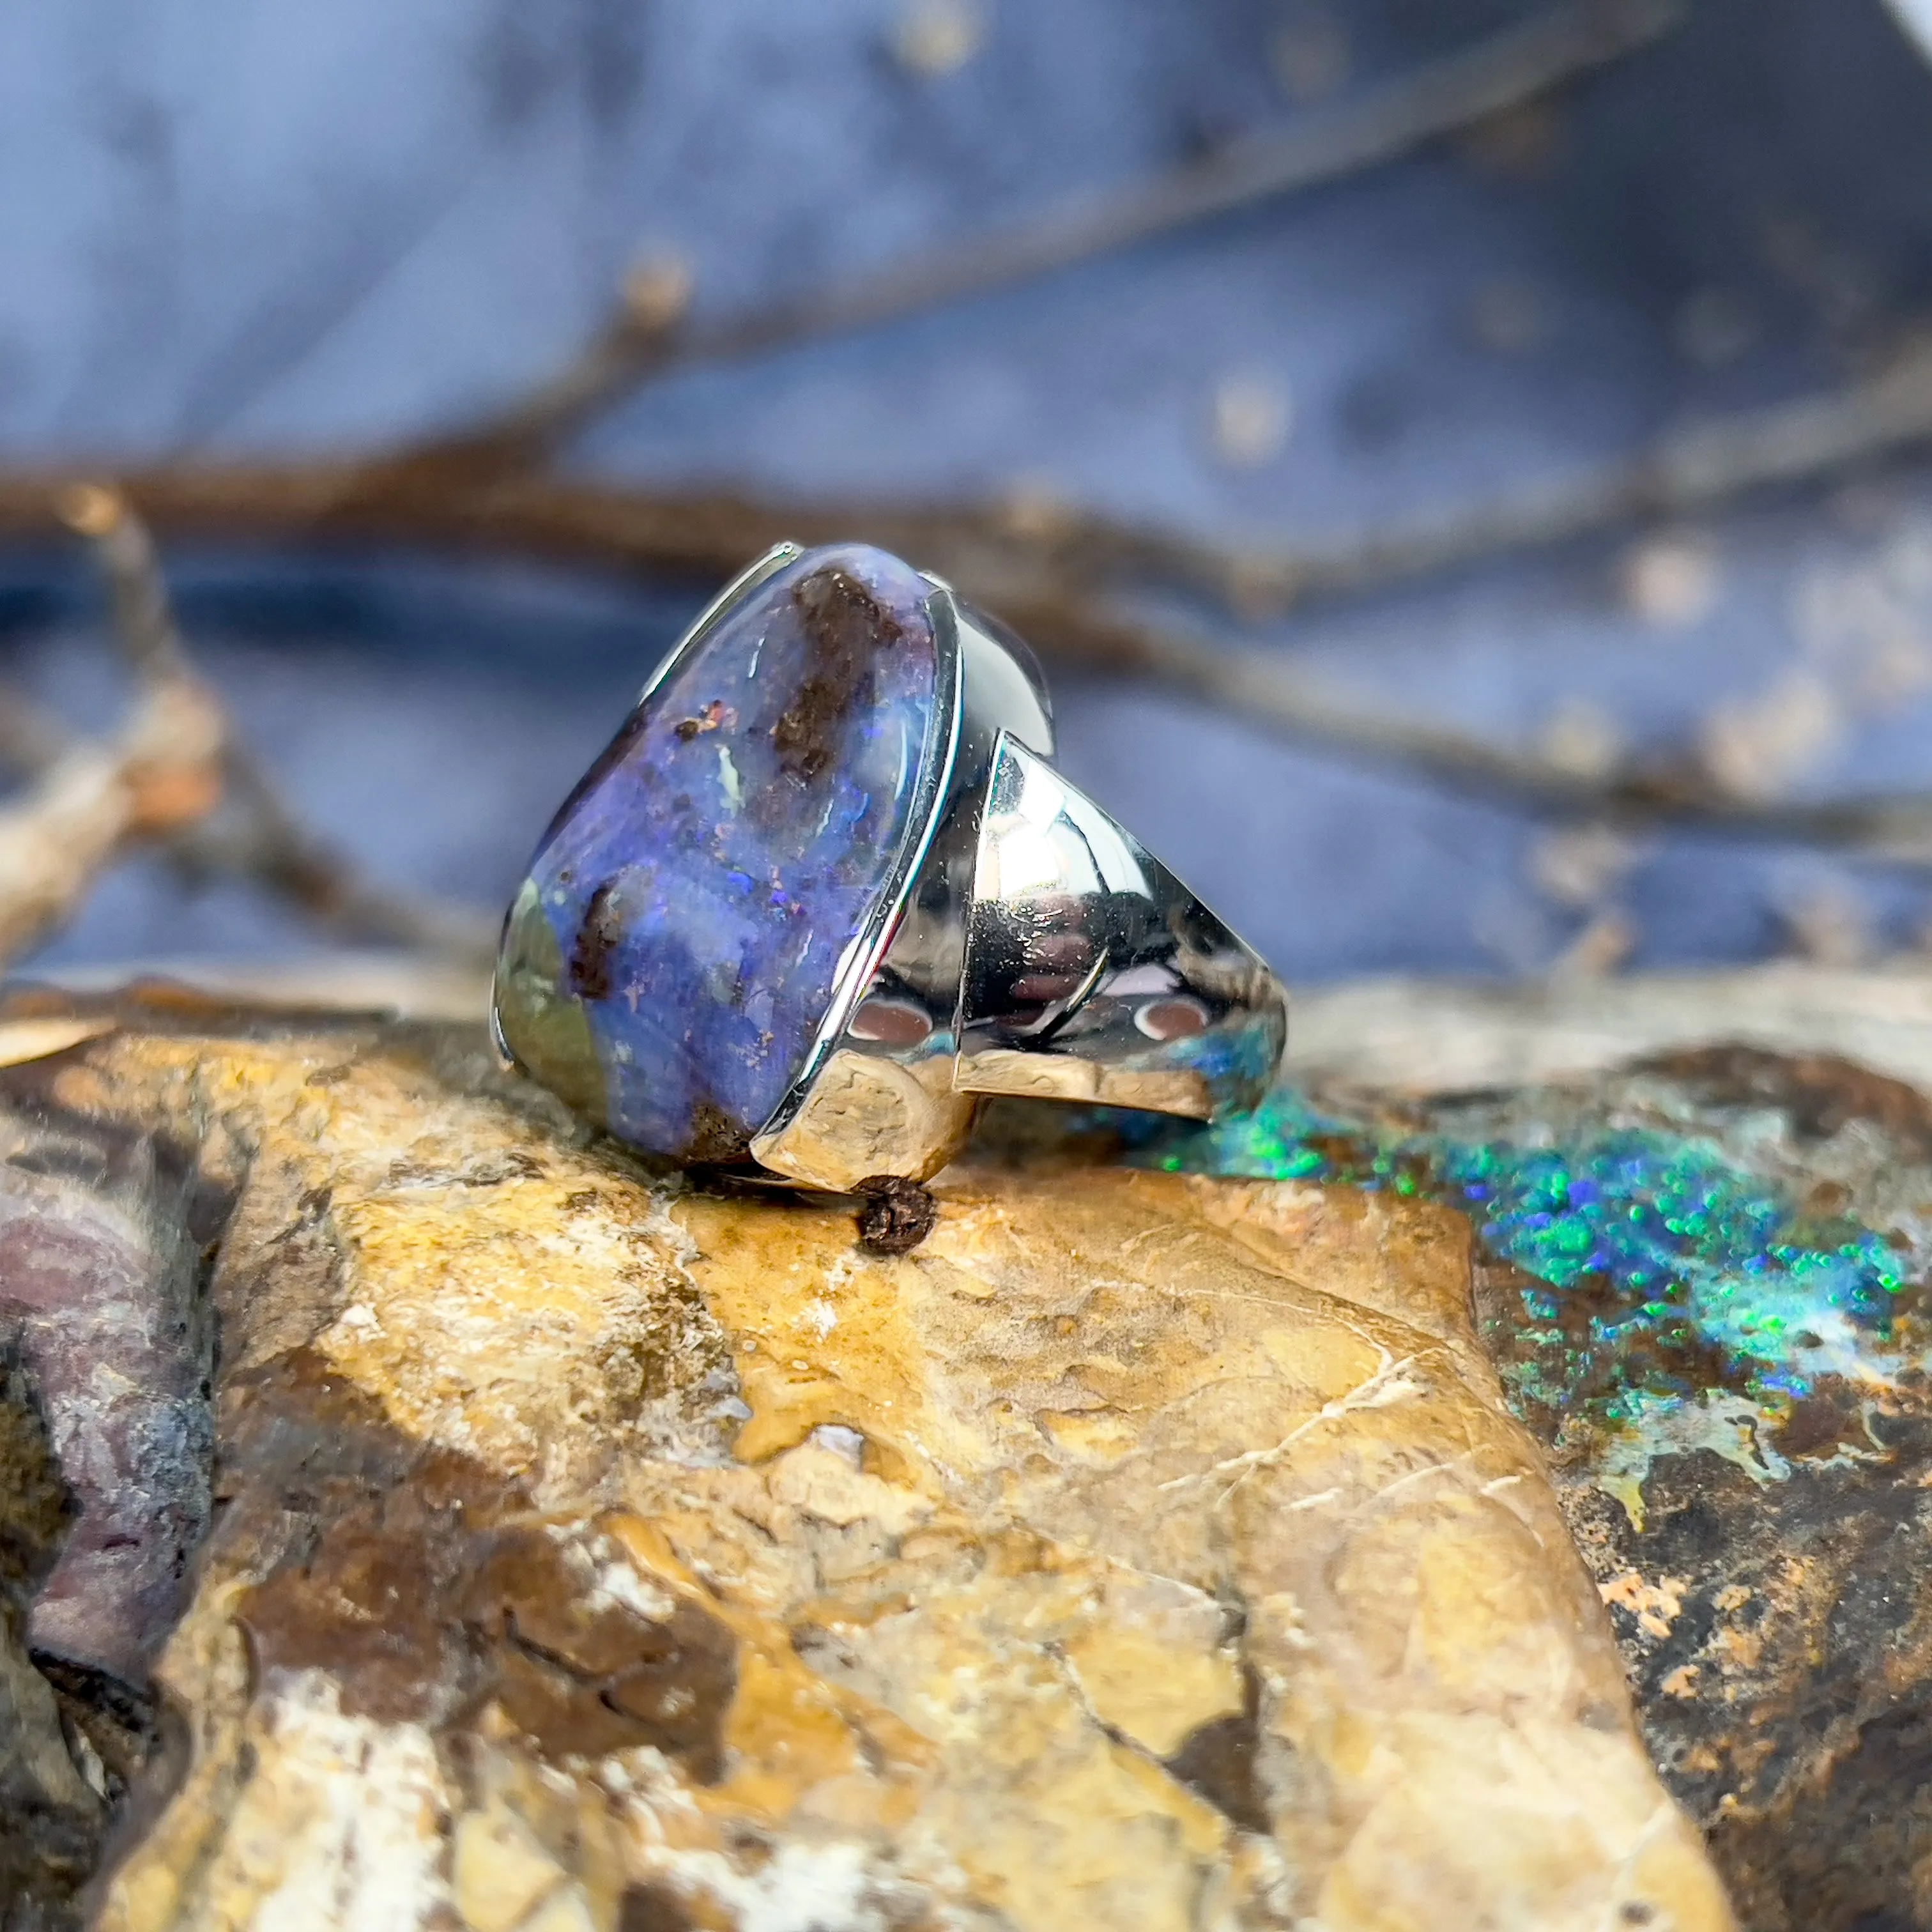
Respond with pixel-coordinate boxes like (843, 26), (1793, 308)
(746, 553), (1289, 1192)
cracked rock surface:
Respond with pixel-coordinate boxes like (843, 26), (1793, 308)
(0, 994), (1731, 1931)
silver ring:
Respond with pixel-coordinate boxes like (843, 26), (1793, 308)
(492, 541), (1288, 1192)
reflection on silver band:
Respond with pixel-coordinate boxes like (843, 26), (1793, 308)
(749, 567), (1287, 1192)
(958, 735), (1285, 1119)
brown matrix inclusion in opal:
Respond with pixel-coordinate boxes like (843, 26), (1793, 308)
(494, 544), (942, 1162)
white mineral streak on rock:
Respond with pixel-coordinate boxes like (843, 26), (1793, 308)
(647, 1841), (894, 1932)
(584, 1550), (678, 1623)
(216, 1672), (450, 1932)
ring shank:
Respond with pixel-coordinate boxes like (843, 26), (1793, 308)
(751, 585), (1287, 1192)
(956, 735), (1287, 1121)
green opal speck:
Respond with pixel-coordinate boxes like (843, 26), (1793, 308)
(1128, 1082), (1916, 1494)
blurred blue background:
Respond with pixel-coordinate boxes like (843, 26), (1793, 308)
(6, 0), (1932, 985)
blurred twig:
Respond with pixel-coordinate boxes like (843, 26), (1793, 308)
(0, 489), (495, 966)
(0, 686), (79, 776)
(86, 491), (195, 679)
(407, 0), (1682, 473)
(1022, 591), (1932, 862)
(1142, 344), (1932, 613)
(12, 343), (1932, 630)
(0, 487), (229, 962)
(178, 751), (498, 960)
(11, 0), (1932, 883)
(10, 460), (1932, 864)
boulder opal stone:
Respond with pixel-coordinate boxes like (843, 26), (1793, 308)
(0, 1002), (1734, 1931)
(494, 544), (943, 1163)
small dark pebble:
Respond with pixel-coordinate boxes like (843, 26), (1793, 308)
(854, 1176), (937, 1254)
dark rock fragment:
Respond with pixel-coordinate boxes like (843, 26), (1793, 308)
(853, 1174), (938, 1254)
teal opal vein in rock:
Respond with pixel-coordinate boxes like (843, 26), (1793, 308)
(1135, 1080), (1910, 1487)
(494, 544), (943, 1163)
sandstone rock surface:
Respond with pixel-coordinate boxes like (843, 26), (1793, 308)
(0, 997), (1733, 1931)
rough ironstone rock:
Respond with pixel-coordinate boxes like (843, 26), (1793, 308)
(1460, 1048), (1932, 1932)
(0, 1343), (105, 1927)
(1138, 1030), (1932, 1932)
(0, 1124), (213, 1688)
(0, 992), (1735, 1931)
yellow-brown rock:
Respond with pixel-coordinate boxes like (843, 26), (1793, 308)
(0, 1006), (1733, 1931)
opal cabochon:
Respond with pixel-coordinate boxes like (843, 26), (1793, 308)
(494, 543), (944, 1163)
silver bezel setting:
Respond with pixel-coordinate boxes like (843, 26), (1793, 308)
(745, 565), (967, 1156)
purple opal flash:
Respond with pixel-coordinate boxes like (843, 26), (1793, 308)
(493, 543), (944, 1163)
